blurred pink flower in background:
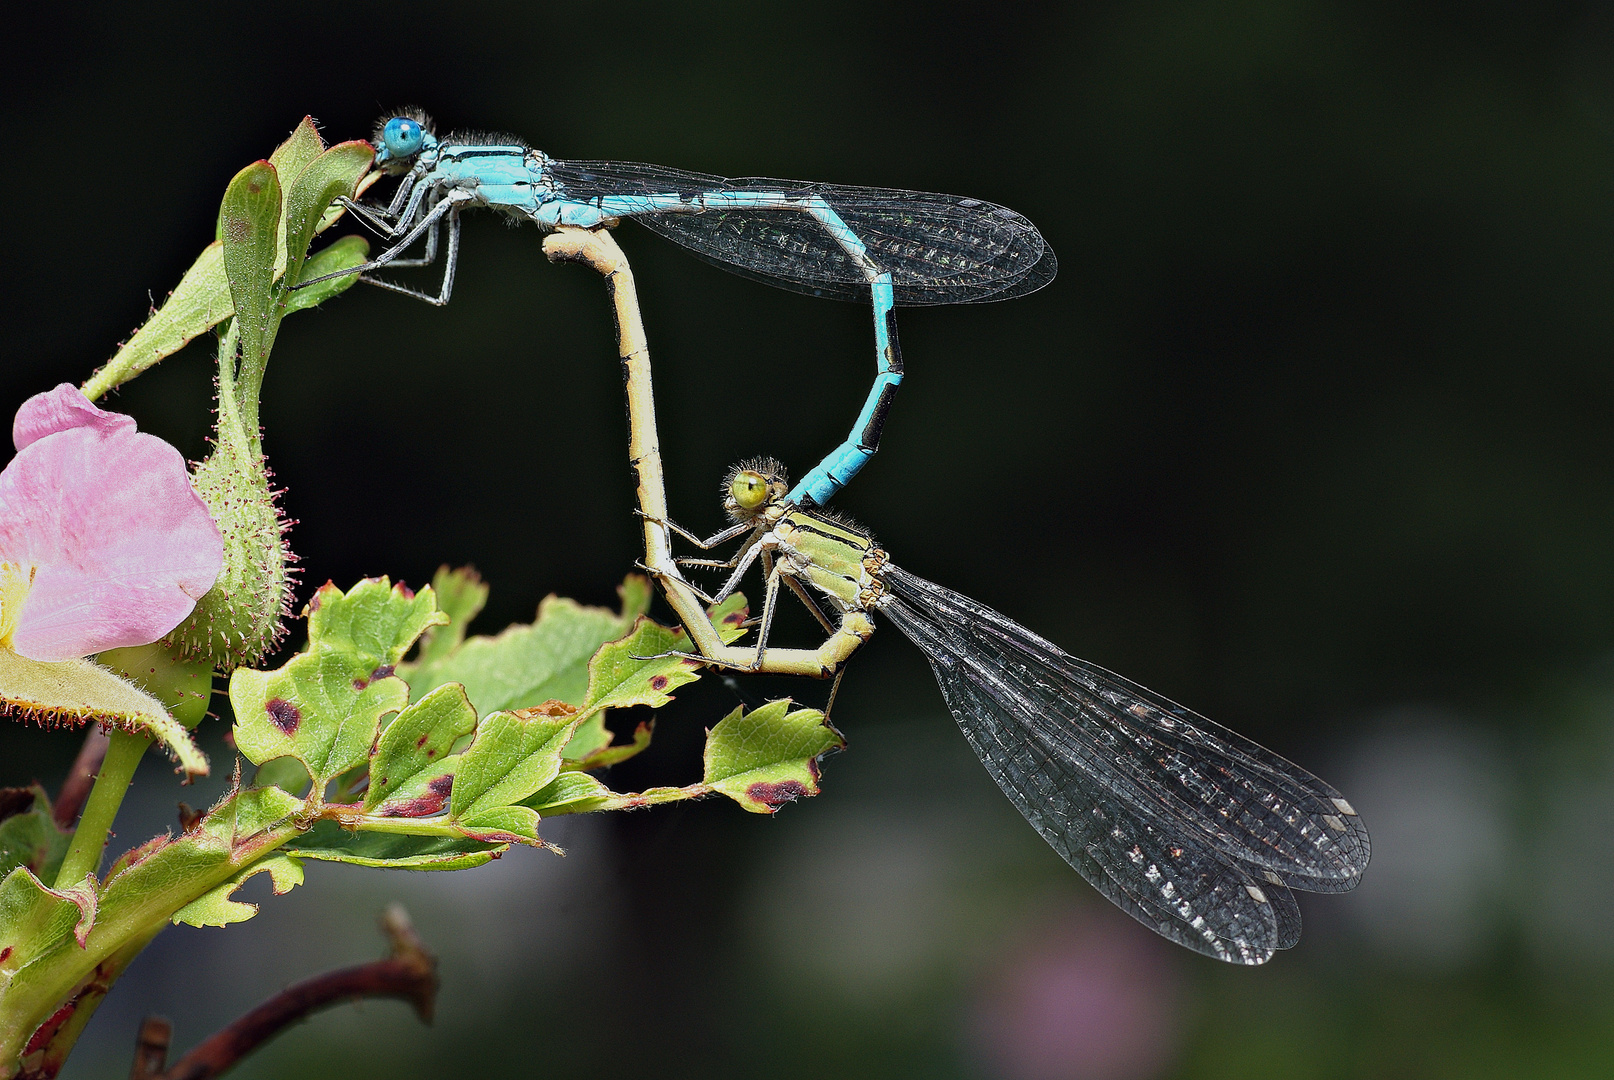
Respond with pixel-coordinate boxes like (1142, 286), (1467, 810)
(970, 906), (1183, 1080)
(0, 384), (221, 661)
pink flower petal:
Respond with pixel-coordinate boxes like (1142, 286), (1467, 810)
(0, 405), (221, 662)
(13, 384), (135, 452)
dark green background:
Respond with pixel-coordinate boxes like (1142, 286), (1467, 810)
(5, 2), (1614, 1077)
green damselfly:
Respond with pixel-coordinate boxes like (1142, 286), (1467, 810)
(658, 459), (1370, 965)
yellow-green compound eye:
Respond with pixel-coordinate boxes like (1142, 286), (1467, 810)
(730, 471), (771, 510)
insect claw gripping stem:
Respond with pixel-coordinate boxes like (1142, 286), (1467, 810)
(546, 226), (878, 678)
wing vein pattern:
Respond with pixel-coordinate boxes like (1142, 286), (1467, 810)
(546, 160), (1056, 305)
(877, 565), (1368, 964)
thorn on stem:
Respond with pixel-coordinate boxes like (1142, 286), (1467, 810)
(128, 1015), (171, 1080)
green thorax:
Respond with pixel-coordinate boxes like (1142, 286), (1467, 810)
(773, 506), (887, 612)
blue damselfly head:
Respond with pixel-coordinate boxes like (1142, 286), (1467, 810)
(372, 110), (434, 171)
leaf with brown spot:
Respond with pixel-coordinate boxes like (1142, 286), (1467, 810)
(581, 592), (749, 714)
(230, 578), (444, 787)
(364, 684), (478, 815)
(449, 707), (581, 824)
(703, 699), (844, 815)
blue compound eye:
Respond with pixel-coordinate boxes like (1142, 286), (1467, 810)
(381, 117), (424, 158)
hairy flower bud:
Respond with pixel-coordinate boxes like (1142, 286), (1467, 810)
(168, 434), (293, 667)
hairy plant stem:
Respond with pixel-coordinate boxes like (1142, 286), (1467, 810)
(212, 322), (254, 458)
(0, 819), (303, 1075)
(52, 731), (151, 890)
(52, 728), (111, 830)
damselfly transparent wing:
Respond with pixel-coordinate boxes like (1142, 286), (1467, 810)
(877, 565), (1368, 963)
(546, 160), (1055, 305)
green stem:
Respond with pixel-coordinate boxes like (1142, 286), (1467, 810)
(599, 784), (708, 810)
(52, 731), (151, 889)
(235, 310), (279, 457)
(214, 320), (243, 437)
(211, 319), (266, 464)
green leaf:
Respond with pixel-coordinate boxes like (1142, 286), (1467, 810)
(252, 757), (312, 797)
(1, 787), (299, 1058)
(450, 705), (580, 822)
(230, 652), (407, 787)
(213, 786), (304, 848)
(521, 772), (614, 816)
(171, 853), (303, 928)
(582, 592), (750, 713)
(220, 160), (283, 375)
(281, 140), (374, 288)
(268, 118), (324, 182)
(288, 820), (503, 871)
(402, 579), (646, 715)
(458, 805), (542, 845)
(363, 683), (477, 815)
(562, 718), (653, 771)
(703, 700), (844, 814)
(558, 589), (743, 767)
(0, 788), (70, 886)
(315, 168), (382, 235)
(282, 235), (369, 314)
(230, 578), (445, 786)
(411, 566), (490, 668)
(306, 577), (444, 666)
(560, 714), (614, 763)
(616, 575), (654, 623)
(267, 117), (326, 276)
(0, 866), (98, 975)
(0, 649), (207, 776)
(85, 242), (232, 399)
(98, 785), (302, 901)
(84, 120), (368, 402)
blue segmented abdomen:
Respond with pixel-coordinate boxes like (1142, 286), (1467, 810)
(541, 159), (1055, 307)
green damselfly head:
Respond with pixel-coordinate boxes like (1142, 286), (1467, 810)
(722, 458), (791, 522)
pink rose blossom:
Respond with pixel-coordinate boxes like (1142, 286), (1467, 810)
(0, 384), (222, 662)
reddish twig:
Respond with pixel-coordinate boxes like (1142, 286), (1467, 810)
(156, 906), (437, 1080)
(53, 726), (111, 829)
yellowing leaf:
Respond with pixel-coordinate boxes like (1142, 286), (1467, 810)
(0, 649), (206, 777)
